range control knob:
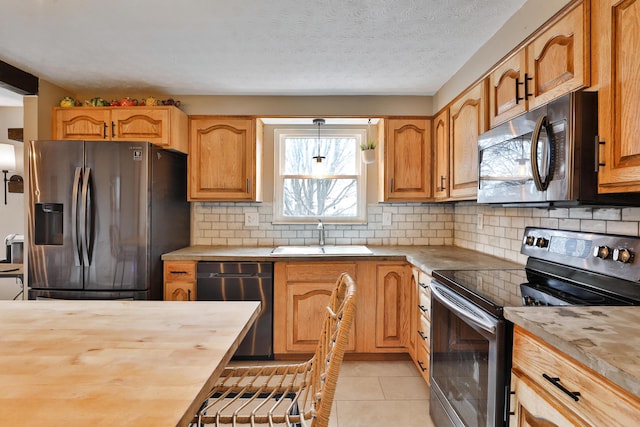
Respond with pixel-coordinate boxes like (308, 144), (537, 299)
(535, 237), (549, 248)
(613, 248), (634, 264)
(593, 245), (611, 259)
(524, 235), (536, 246)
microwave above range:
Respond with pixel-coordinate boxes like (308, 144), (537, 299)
(477, 91), (628, 207)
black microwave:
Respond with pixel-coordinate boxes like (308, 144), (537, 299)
(477, 91), (628, 206)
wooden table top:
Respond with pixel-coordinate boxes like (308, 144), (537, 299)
(0, 300), (260, 426)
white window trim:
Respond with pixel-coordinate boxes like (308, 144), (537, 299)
(273, 127), (368, 224)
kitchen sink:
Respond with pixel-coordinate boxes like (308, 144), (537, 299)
(270, 245), (373, 256)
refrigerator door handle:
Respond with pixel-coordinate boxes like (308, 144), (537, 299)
(71, 167), (83, 266)
(80, 167), (92, 265)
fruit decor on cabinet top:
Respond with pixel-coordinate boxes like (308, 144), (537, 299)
(58, 96), (182, 108)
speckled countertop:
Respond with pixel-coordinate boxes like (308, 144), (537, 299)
(161, 245), (522, 274)
(505, 306), (640, 398)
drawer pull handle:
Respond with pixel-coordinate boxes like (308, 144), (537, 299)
(170, 270), (189, 275)
(419, 282), (429, 289)
(418, 305), (428, 314)
(418, 330), (428, 341)
(417, 361), (427, 372)
(542, 373), (581, 401)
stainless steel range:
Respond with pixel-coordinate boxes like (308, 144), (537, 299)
(429, 227), (640, 427)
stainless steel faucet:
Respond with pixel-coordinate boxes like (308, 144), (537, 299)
(317, 219), (325, 246)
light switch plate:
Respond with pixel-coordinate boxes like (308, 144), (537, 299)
(245, 212), (259, 227)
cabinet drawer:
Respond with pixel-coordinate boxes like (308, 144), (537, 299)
(418, 285), (431, 321)
(283, 262), (357, 282)
(164, 261), (196, 281)
(417, 315), (430, 347)
(513, 327), (640, 426)
(416, 339), (430, 384)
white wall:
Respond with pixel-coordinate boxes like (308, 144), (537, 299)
(0, 106), (24, 299)
(434, 0), (572, 110)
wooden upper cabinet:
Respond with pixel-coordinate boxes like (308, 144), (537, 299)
(526, 0), (589, 110)
(188, 116), (262, 201)
(52, 106), (188, 153)
(488, 0), (589, 127)
(382, 118), (432, 202)
(489, 50), (527, 128)
(449, 80), (487, 200)
(595, 0), (640, 193)
(433, 109), (450, 200)
(53, 108), (111, 140)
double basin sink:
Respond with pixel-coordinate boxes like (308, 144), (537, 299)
(270, 245), (373, 256)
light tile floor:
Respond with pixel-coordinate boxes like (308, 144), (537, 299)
(330, 360), (436, 427)
(217, 359), (437, 427)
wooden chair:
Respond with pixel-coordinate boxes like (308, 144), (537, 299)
(193, 272), (357, 427)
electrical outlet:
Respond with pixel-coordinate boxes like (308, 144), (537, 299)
(477, 213), (484, 230)
(245, 212), (259, 227)
(383, 212), (392, 227)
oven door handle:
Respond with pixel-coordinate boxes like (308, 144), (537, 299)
(431, 281), (497, 334)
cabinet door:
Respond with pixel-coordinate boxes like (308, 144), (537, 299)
(273, 262), (357, 355)
(111, 108), (170, 145)
(383, 118), (432, 201)
(595, 0), (640, 193)
(164, 281), (196, 301)
(53, 108), (110, 140)
(189, 117), (256, 200)
(375, 264), (409, 348)
(489, 50), (527, 128)
(433, 109), (450, 200)
(510, 371), (586, 427)
(527, 1), (589, 110)
(449, 80), (486, 200)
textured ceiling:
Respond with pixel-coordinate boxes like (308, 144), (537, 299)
(0, 0), (526, 97)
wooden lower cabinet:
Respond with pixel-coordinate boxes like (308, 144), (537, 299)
(273, 260), (411, 357)
(510, 370), (587, 426)
(510, 326), (640, 426)
(375, 263), (410, 349)
(414, 269), (431, 384)
(163, 261), (196, 301)
(274, 262), (358, 355)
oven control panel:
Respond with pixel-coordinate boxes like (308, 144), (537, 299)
(521, 227), (640, 282)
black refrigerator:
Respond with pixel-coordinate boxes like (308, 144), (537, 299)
(27, 140), (190, 300)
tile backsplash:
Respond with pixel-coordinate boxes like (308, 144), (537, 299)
(454, 203), (640, 265)
(192, 202), (454, 247)
(191, 201), (640, 266)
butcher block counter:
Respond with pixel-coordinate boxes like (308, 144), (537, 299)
(0, 300), (260, 426)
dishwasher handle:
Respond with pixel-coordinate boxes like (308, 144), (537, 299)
(198, 272), (267, 279)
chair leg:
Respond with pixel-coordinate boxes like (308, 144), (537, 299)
(289, 399), (301, 427)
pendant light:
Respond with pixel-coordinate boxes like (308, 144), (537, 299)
(312, 118), (326, 165)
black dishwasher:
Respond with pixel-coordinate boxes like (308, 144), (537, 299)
(197, 262), (273, 359)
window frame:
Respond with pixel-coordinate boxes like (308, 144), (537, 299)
(273, 127), (368, 224)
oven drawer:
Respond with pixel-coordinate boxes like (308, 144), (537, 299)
(512, 327), (640, 426)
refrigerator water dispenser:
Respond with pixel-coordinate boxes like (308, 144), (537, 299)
(34, 203), (63, 245)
